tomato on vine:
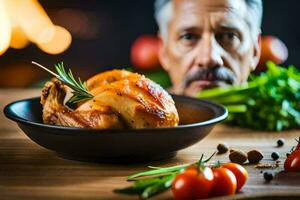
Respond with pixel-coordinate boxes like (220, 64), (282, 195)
(222, 163), (248, 191)
(171, 154), (216, 200)
(212, 167), (237, 196)
(116, 153), (249, 200)
(172, 165), (214, 200)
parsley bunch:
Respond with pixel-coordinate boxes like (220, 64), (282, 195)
(198, 61), (300, 131)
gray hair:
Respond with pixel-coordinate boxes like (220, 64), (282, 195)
(154, 0), (263, 40)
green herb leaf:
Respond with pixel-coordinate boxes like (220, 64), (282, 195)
(198, 61), (300, 131)
(115, 174), (176, 199)
(114, 177), (162, 195)
(55, 62), (94, 105)
(141, 174), (176, 199)
(127, 163), (189, 180)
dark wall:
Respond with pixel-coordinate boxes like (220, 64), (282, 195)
(0, 0), (299, 87)
(262, 0), (300, 67)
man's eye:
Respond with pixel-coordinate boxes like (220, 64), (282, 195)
(179, 33), (199, 47)
(216, 32), (240, 49)
(217, 32), (237, 42)
(180, 33), (198, 40)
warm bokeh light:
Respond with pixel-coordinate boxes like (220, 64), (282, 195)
(10, 26), (30, 49)
(0, 0), (11, 55)
(0, 0), (72, 55)
(38, 25), (72, 54)
(6, 0), (29, 49)
(16, 0), (54, 44)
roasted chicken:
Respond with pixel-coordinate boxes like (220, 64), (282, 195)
(41, 70), (179, 129)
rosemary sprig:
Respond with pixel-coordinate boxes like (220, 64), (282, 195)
(32, 61), (94, 105)
(55, 62), (93, 104)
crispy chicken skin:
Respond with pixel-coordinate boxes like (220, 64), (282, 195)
(41, 70), (179, 129)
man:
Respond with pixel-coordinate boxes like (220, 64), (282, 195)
(154, 0), (263, 96)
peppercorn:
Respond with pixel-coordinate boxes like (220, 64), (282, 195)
(217, 143), (229, 154)
(277, 138), (285, 147)
(286, 153), (290, 157)
(229, 150), (247, 164)
(271, 152), (280, 160)
(247, 150), (264, 164)
(263, 171), (273, 181)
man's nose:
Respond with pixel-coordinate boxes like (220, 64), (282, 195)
(194, 33), (223, 68)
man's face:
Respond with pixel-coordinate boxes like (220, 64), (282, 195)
(159, 0), (261, 96)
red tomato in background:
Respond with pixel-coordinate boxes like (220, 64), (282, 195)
(284, 150), (300, 172)
(222, 163), (248, 191)
(172, 166), (214, 200)
(130, 35), (160, 70)
(211, 168), (237, 197)
(257, 35), (288, 71)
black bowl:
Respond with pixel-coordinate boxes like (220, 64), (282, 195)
(4, 95), (227, 162)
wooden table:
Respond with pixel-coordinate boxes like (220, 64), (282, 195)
(1, 89), (300, 200)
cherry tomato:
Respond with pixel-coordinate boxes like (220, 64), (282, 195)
(284, 150), (300, 172)
(257, 35), (288, 71)
(172, 166), (214, 200)
(296, 139), (300, 151)
(222, 163), (248, 191)
(212, 168), (237, 197)
(130, 35), (160, 70)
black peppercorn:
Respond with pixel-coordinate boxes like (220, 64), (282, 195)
(277, 138), (285, 147)
(271, 152), (280, 160)
(263, 171), (273, 181)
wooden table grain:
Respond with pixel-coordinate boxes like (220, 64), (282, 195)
(1, 89), (300, 200)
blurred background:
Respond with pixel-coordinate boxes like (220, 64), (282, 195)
(0, 0), (299, 88)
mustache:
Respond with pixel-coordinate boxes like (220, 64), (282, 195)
(184, 67), (237, 87)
